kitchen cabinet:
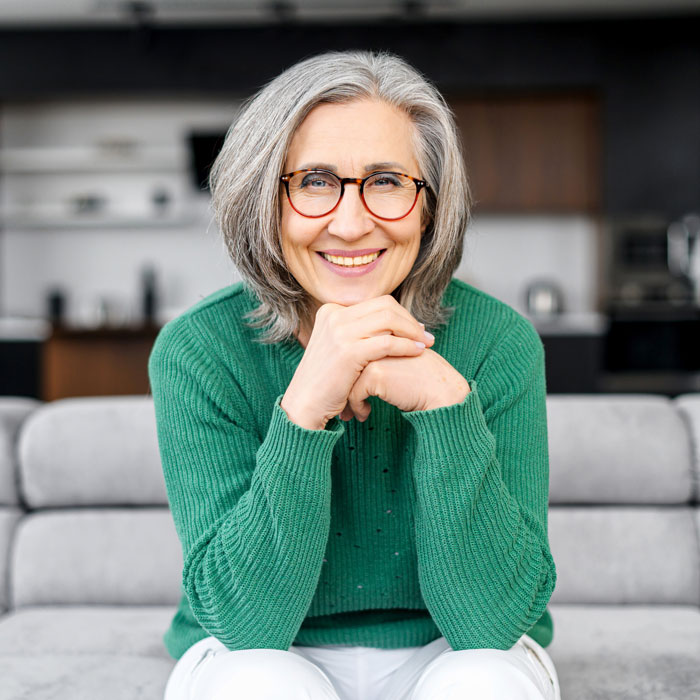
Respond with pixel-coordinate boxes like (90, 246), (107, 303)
(598, 305), (700, 396)
(531, 312), (608, 393)
(41, 325), (159, 401)
(0, 318), (49, 399)
(449, 93), (601, 213)
(0, 340), (42, 398)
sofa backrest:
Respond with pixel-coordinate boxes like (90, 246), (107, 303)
(0, 393), (699, 612)
(10, 396), (182, 610)
(547, 394), (700, 606)
(0, 398), (40, 613)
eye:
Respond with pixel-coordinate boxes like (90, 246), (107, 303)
(366, 172), (403, 189)
(299, 172), (338, 190)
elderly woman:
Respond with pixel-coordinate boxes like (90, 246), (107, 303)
(150, 50), (560, 700)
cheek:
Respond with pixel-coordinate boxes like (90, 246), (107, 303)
(395, 217), (423, 249)
(280, 206), (314, 254)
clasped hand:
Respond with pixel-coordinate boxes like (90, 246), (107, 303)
(280, 295), (470, 431)
(341, 345), (471, 422)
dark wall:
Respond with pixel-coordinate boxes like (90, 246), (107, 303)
(0, 16), (698, 218)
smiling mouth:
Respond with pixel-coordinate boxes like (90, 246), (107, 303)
(317, 249), (386, 267)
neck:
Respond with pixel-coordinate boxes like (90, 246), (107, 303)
(295, 318), (312, 349)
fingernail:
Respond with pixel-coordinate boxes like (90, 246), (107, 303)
(415, 341), (425, 348)
(424, 331), (434, 341)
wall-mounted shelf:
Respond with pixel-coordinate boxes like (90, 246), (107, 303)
(1, 214), (197, 230)
(0, 145), (187, 173)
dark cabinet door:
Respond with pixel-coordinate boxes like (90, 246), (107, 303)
(41, 326), (160, 401)
(450, 93), (601, 213)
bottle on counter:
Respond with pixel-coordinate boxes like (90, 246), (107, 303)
(140, 265), (158, 326)
(46, 287), (67, 327)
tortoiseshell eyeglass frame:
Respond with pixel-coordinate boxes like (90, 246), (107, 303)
(279, 168), (431, 221)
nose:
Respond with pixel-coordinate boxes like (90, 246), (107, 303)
(326, 182), (375, 240)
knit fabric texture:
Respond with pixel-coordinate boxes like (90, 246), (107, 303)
(148, 277), (557, 661)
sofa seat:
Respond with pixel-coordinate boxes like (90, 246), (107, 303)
(0, 606), (175, 656)
(0, 653), (172, 700)
(547, 604), (700, 700)
(1, 604), (700, 700)
(0, 606), (174, 700)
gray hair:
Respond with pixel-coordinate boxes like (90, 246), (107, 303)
(209, 49), (471, 343)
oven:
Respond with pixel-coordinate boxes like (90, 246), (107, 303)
(600, 216), (700, 395)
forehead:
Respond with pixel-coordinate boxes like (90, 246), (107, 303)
(285, 98), (419, 172)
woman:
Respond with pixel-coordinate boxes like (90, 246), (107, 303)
(150, 49), (560, 700)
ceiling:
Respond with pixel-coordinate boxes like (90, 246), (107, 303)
(1, 0), (699, 26)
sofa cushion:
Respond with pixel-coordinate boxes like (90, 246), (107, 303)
(0, 605), (174, 656)
(548, 506), (700, 604)
(18, 396), (166, 508)
(0, 397), (41, 506)
(11, 509), (182, 608)
(675, 394), (700, 502)
(0, 654), (173, 700)
(548, 604), (700, 700)
(0, 508), (22, 613)
(547, 395), (693, 504)
(16, 394), (696, 509)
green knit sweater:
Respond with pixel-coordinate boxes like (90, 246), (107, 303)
(148, 277), (557, 661)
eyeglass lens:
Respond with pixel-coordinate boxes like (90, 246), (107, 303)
(288, 171), (418, 219)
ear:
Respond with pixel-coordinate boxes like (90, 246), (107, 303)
(420, 214), (429, 235)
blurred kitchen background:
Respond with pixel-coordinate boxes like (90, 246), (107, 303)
(1, 0), (699, 400)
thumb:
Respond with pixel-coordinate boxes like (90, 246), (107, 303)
(340, 402), (355, 421)
(347, 386), (371, 423)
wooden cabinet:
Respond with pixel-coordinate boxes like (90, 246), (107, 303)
(449, 93), (601, 213)
(41, 325), (160, 401)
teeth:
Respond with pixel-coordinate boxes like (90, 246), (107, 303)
(321, 251), (381, 266)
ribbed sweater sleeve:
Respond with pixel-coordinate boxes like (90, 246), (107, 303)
(148, 316), (345, 650)
(400, 316), (556, 650)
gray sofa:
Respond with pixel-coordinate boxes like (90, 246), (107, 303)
(0, 392), (699, 700)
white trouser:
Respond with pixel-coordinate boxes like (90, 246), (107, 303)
(164, 632), (560, 700)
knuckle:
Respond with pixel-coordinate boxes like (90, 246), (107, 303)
(316, 303), (332, 320)
(380, 335), (393, 352)
(365, 362), (381, 381)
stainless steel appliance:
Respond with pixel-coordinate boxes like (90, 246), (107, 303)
(601, 215), (700, 395)
(602, 216), (695, 310)
(524, 279), (565, 317)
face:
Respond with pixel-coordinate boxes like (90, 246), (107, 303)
(280, 98), (427, 324)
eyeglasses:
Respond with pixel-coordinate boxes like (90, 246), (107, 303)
(280, 169), (430, 221)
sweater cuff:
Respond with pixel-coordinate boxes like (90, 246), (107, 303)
(256, 395), (345, 476)
(399, 381), (496, 469)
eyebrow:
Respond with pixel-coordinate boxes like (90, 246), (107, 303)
(297, 161), (409, 173)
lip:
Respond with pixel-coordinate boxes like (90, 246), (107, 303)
(318, 248), (384, 257)
(316, 249), (386, 277)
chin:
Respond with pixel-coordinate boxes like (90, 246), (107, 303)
(326, 290), (375, 307)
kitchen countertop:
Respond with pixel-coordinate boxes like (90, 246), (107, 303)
(526, 311), (609, 336)
(0, 317), (51, 341)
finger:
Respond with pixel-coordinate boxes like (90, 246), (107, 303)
(347, 383), (371, 423)
(340, 403), (355, 421)
(347, 308), (432, 347)
(354, 334), (428, 364)
(336, 294), (428, 335)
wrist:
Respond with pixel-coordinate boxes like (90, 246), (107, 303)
(280, 394), (327, 431)
(423, 381), (471, 411)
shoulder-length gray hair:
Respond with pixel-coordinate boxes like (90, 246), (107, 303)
(209, 49), (471, 343)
